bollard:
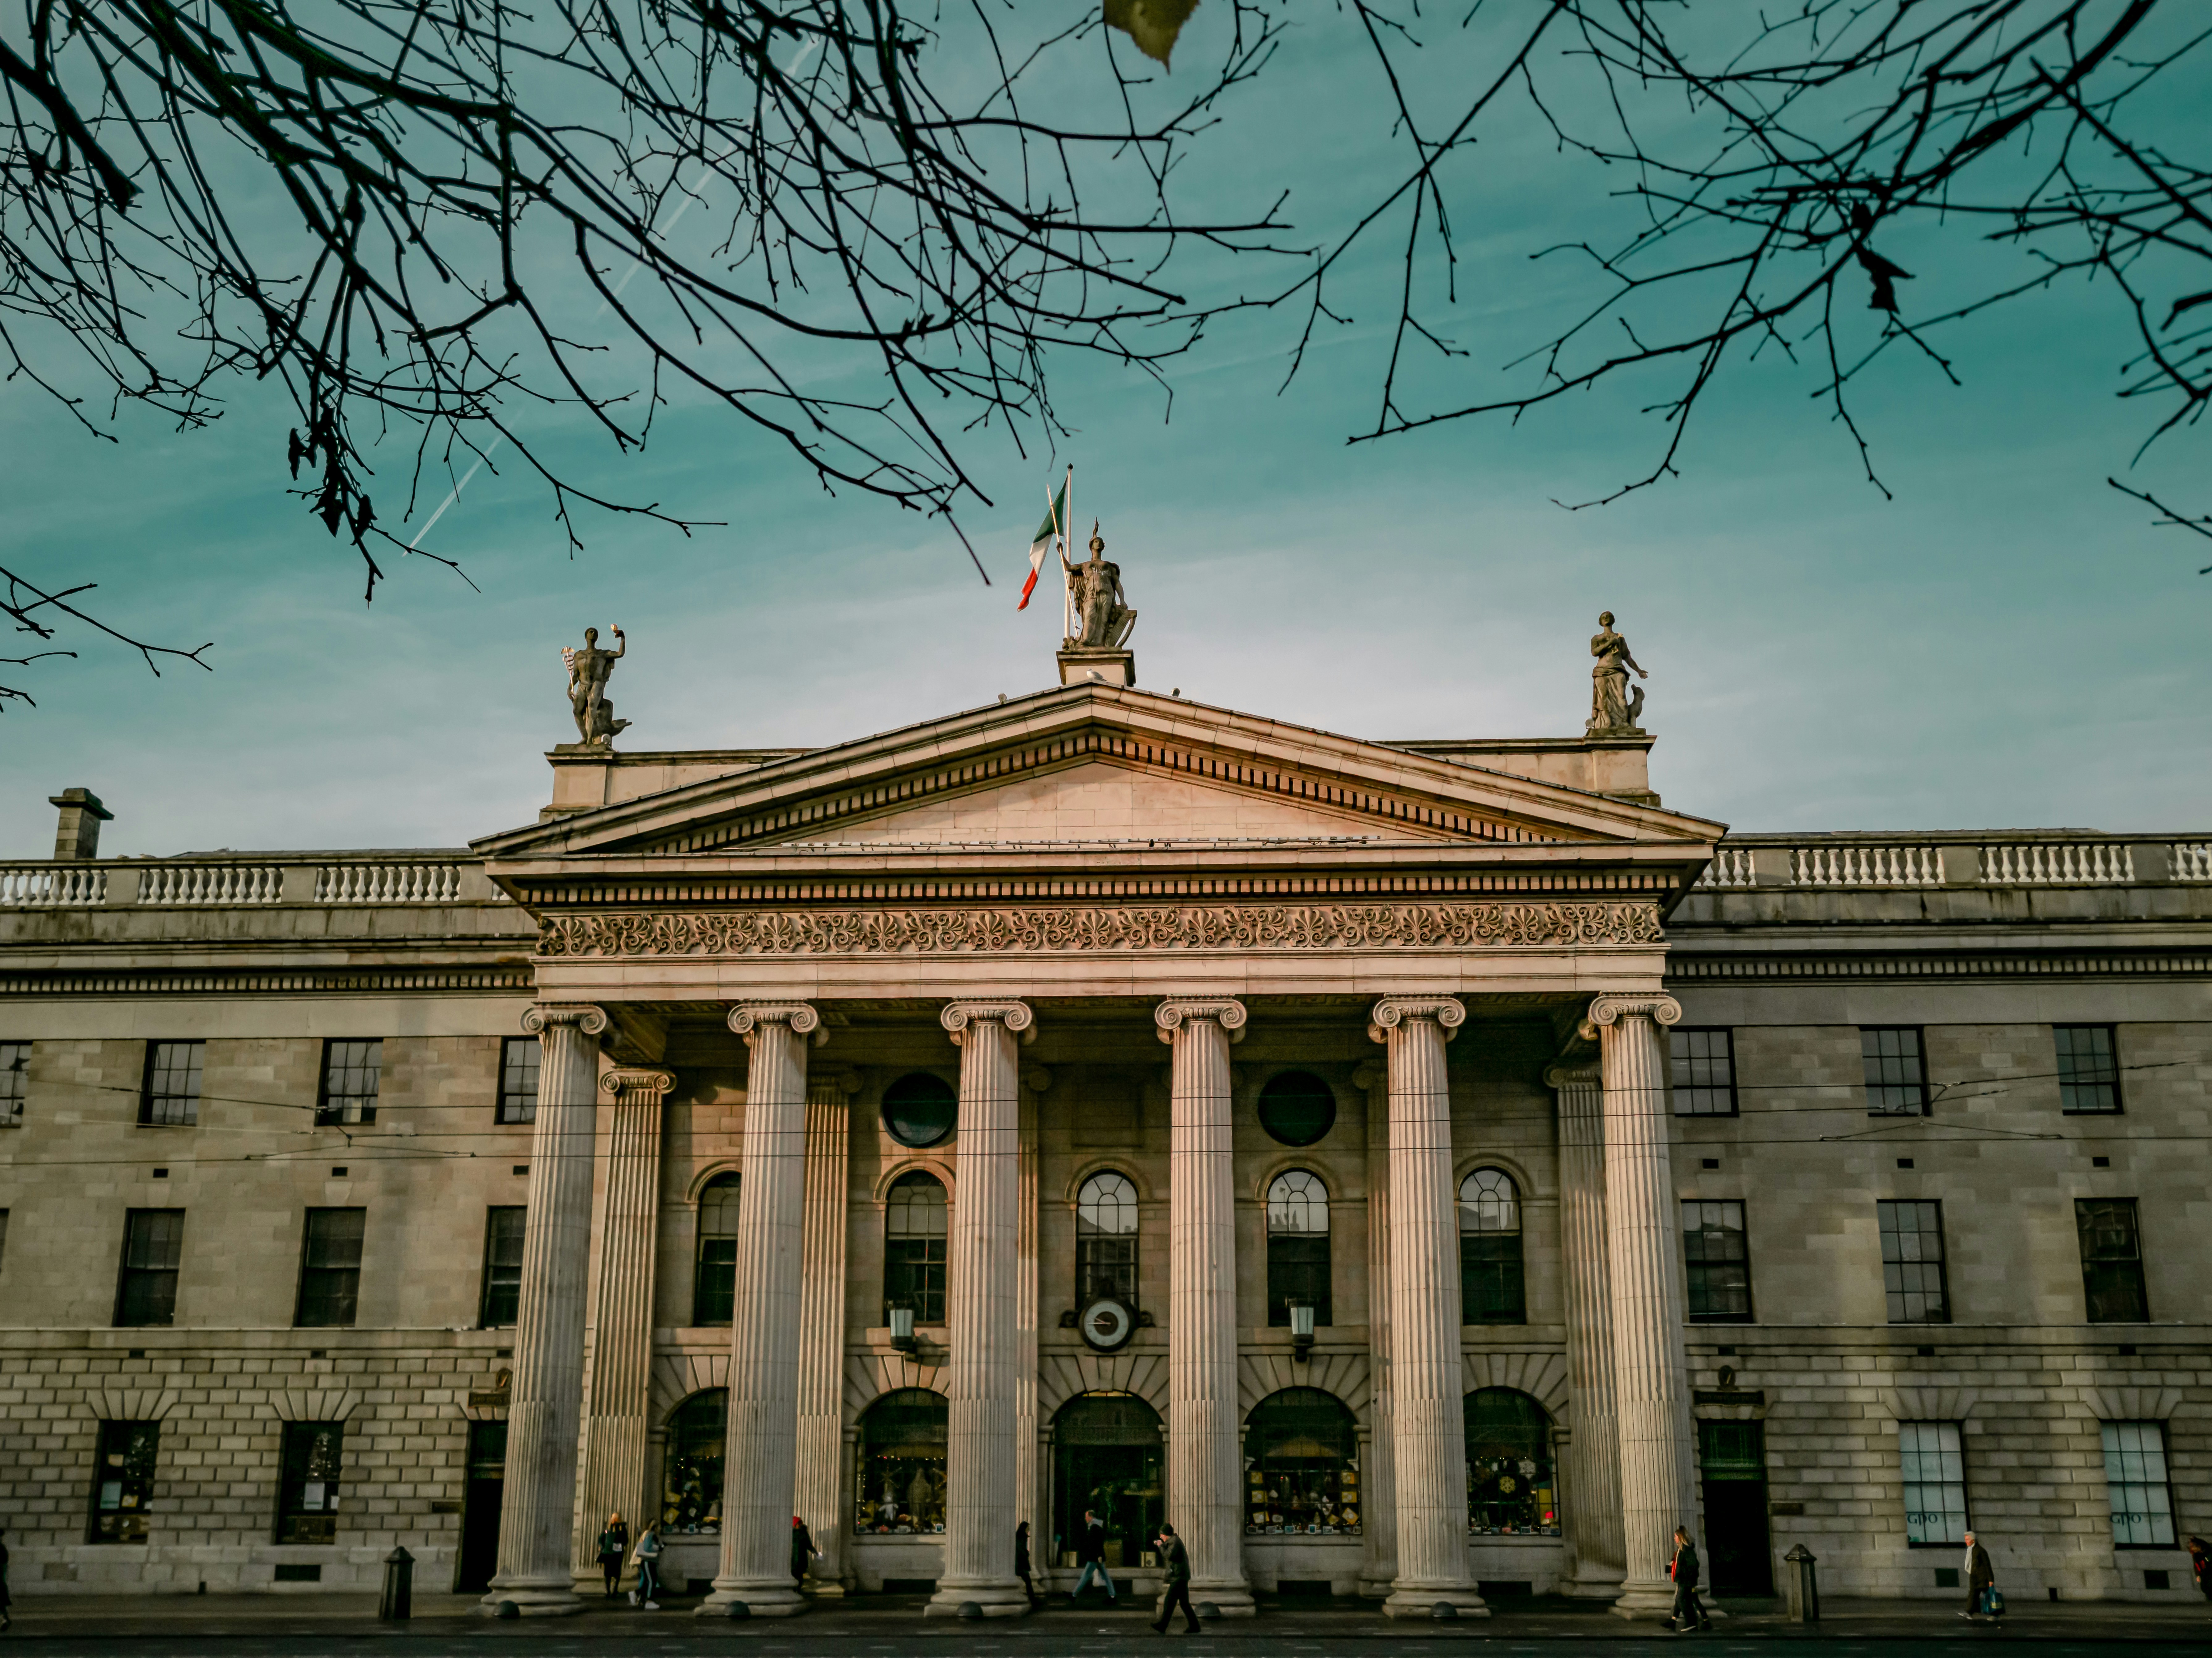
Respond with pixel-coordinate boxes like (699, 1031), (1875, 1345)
(1784, 1544), (1819, 1624)
(378, 1545), (413, 1621)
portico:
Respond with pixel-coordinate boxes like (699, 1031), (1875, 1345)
(472, 682), (1722, 1617)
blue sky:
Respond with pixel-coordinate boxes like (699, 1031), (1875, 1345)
(3, 8), (2207, 856)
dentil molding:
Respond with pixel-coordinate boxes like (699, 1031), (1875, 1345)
(536, 900), (1664, 958)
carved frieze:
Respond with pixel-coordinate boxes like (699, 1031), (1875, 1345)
(536, 900), (1664, 958)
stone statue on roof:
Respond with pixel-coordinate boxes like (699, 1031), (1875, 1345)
(563, 624), (630, 747)
(1586, 611), (1647, 736)
(1062, 522), (1137, 651)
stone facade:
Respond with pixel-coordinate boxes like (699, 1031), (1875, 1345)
(0, 689), (2203, 1611)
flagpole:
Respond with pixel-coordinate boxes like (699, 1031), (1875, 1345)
(1061, 464), (1076, 643)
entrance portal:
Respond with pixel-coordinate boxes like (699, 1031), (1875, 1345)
(1698, 1419), (1772, 1595)
(1052, 1393), (1164, 1570)
(456, 1419), (507, 1593)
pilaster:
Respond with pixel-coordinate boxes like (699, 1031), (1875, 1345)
(1354, 1057), (1398, 1599)
(795, 1069), (858, 1594)
(1548, 1055), (1625, 1599)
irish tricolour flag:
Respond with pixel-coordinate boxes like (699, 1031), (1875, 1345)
(1018, 467), (1071, 611)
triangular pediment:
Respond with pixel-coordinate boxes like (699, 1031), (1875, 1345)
(475, 685), (1723, 872)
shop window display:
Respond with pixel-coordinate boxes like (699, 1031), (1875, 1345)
(1464, 1387), (1559, 1535)
(856, 1388), (949, 1534)
(661, 1389), (726, 1535)
(1243, 1388), (1360, 1536)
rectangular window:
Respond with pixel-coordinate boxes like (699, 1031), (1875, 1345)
(276, 1421), (345, 1544)
(316, 1038), (382, 1126)
(2056, 1025), (2121, 1114)
(1899, 1421), (1968, 1545)
(496, 1037), (539, 1126)
(138, 1040), (205, 1127)
(1682, 1200), (1753, 1322)
(1670, 1028), (1737, 1117)
(0, 1040), (27, 1124)
(2077, 1198), (2148, 1323)
(115, 1209), (184, 1327)
(1878, 1200), (1950, 1324)
(2101, 1421), (2176, 1547)
(90, 1419), (160, 1543)
(1862, 1028), (1929, 1116)
(294, 1208), (365, 1328)
(479, 1206), (526, 1328)
(1267, 1234), (1333, 1328)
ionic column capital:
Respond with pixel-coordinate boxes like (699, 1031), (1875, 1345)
(601, 1067), (677, 1100)
(522, 1002), (609, 1037)
(940, 1001), (1036, 1045)
(1366, 995), (1466, 1044)
(728, 1003), (824, 1047)
(1586, 992), (1682, 1029)
(1543, 1059), (1604, 1092)
(1153, 998), (1247, 1045)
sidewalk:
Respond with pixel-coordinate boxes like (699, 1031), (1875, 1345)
(3, 1588), (2207, 1641)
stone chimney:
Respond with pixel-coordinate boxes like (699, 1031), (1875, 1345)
(49, 788), (113, 860)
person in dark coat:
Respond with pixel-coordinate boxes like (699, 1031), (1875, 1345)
(1015, 1520), (1039, 1605)
(1669, 1525), (1712, 1632)
(1150, 1524), (1200, 1635)
(2187, 1536), (2210, 1602)
(1961, 1531), (1998, 1620)
(1, 1524), (12, 1632)
(790, 1515), (818, 1586)
(1073, 1508), (1116, 1600)
(594, 1513), (630, 1597)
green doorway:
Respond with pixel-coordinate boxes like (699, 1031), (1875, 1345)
(1698, 1419), (1772, 1595)
(1053, 1393), (1164, 1569)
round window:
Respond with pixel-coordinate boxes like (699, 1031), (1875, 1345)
(881, 1072), (957, 1148)
(1257, 1071), (1336, 1147)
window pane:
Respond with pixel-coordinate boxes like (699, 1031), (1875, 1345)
(1459, 1169), (1525, 1324)
(480, 1206), (525, 1328)
(1246, 1388), (1361, 1535)
(694, 1173), (744, 1327)
(0, 1041), (27, 1123)
(140, 1041), (204, 1127)
(2055, 1026), (2121, 1113)
(497, 1037), (540, 1125)
(857, 1389), (949, 1534)
(1075, 1171), (1139, 1309)
(1899, 1421), (1968, 1545)
(318, 1039), (383, 1126)
(665, 1390), (728, 1535)
(296, 1208), (365, 1328)
(116, 1210), (184, 1327)
(1465, 1389), (1558, 1536)
(2101, 1422), (2176, 1547)
(2077, 1198), (2148, 1322)
(1683, 1200), (1753, 1322)
(1879, 1200), (1949, 1323)
(276, 1421), (344, 1544)
(90, 1419), (160, 1544)
(1862, 1029), (1928, 1116)
(884, 1171), (948, 1324)
(1671, 1029), (1736, 1116)
(1266, 1171), (1331, 1326)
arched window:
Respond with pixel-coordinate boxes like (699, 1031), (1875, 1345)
(855, 1389), (948, 1534)
(692, 1172), (741, 1326)
(881, 1072), (957, 1148)
(884, 1170), (948, 1324)
(1458, 1167), (1525, 1324)
(1464, 1388), (1558, 1536)
(1076, 1171), (1139, 1307)
(1265, 1170), (1331, 1327)
(1244, 1388), (1360, 1535)
(1052, 1393), (1165, 1568)
(662, 1389), (727, 1534)
(1256, 1071), (1337, 1147)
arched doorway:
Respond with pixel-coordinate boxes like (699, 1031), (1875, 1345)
(1052, 1392), (1164, 1568)
(1463, 1387), (1559, 1536)
(662, 1389), (727, 1536)
(855, 1388), (948, 1535)
(1243, 1387), (1361, 1535)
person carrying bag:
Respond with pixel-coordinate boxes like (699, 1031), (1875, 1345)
(1961, 1531), (2001, 1622)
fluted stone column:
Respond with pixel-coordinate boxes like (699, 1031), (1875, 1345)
(926, 1002), (1034, 1618)
(794, 1070), (855, 1594)
(1016, 1068), (1049, 1546)
(483, 1003), (606, 1616)
(573, 1066), (674, 1584)
(1548, 1057), (1626, 1599)
(1368, 996), (1486, 1618)
(1355, 1058), (1398, 1599)
(1589, 993), (1692, 1620)
(1156, 999), (1256, 1616)
(702, 1003), (820, 1618)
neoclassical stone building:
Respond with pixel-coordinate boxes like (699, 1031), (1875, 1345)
(0, 671), (2204, 1613)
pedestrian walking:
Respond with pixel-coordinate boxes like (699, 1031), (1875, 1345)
(790, 1515), (818, 1587)
(2189, 1536), (2210, 1601)
(1, 1524), (12, 1633)
(594, 1512), (630, 1598)
(1072, 1508), (1117, 1601)
(1960, 1530), (1999, 1622)
(1015, 1520), (1040, 1606)
(1150, 1524), (1199, 1635)
(630, 1523), (664, 1609)
(1668, 1525), (1712, 1632)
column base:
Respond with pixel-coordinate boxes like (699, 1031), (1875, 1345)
(1189, 1581), (1255, 1617)
(697, 1581), (809, 1618)
(1356, 1574), (1394, 1601)
(1382, 1585), (1489, 1619)
(477, 1582), (586, 1617)
(1607, 1579), (1678, 1620)
(1560, 1564), (1627, 1601)
(924, 1580), (1032, 1618)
